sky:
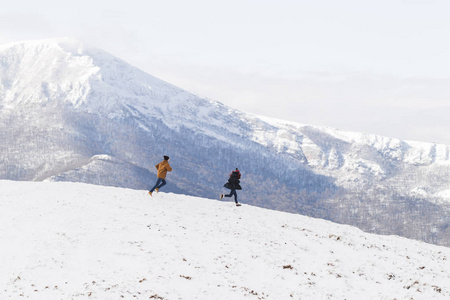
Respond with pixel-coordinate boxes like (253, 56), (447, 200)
(2, 0), (450, 144)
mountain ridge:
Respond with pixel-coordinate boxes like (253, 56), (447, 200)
(1, 38), (450, 246)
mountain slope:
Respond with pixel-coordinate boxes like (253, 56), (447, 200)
(1, 38), (450, 246)
(0, 38), (334, 210)
(1, 180), (450, 299)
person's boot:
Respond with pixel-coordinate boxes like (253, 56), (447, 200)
(148, 191), (153, 197)
(220, 194), (224, 200)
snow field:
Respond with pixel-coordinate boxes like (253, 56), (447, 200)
(1, 180), (450, 299)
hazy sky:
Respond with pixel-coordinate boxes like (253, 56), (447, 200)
(2, 0), (450, 144)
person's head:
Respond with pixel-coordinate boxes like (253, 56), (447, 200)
(164, 155), (170, 161)
(235, 168), (239, 172)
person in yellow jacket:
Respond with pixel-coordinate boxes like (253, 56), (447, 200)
(148, 155), (172, 196)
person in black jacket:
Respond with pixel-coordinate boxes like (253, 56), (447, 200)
(220, 168), (242, 206)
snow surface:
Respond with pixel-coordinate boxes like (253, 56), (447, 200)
(1, 180), (450, 299)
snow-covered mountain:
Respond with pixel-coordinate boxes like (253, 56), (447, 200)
(1, 38), (450, 246)
(1, 180), (449, 299)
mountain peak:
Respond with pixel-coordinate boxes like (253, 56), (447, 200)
(0, 37), (94, 63)
(0, 38), (165, 117)
(0, 38), (100, 108)
(0, 38), (199, 117)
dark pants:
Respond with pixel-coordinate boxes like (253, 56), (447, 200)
(225, 189), (238, 203)
(150, 178), (166, 192)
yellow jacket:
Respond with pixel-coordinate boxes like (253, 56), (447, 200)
(155, 160), (172, 179)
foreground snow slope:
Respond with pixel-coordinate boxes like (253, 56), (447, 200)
(1, 181), (450, 299)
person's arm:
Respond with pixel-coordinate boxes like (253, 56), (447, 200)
(155, 163), (160, 170)
(166, 163), (172, 172)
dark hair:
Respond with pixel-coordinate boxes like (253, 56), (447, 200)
(164, 155), (170, 161)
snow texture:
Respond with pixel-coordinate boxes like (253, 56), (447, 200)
(1, 180), (450, 299)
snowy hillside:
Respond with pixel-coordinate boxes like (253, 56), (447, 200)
(2, 38), (450, 247)
(1, 180), (449, 299)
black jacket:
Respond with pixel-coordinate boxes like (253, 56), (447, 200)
(224, 171), (242, 190)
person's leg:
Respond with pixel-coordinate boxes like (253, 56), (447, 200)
(224, 190), (239, 204)
(224, 190), (237, 201)
(156, 178), (166, 189)
(224, 189), (235, 198)
(150, 178), (163, 193)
